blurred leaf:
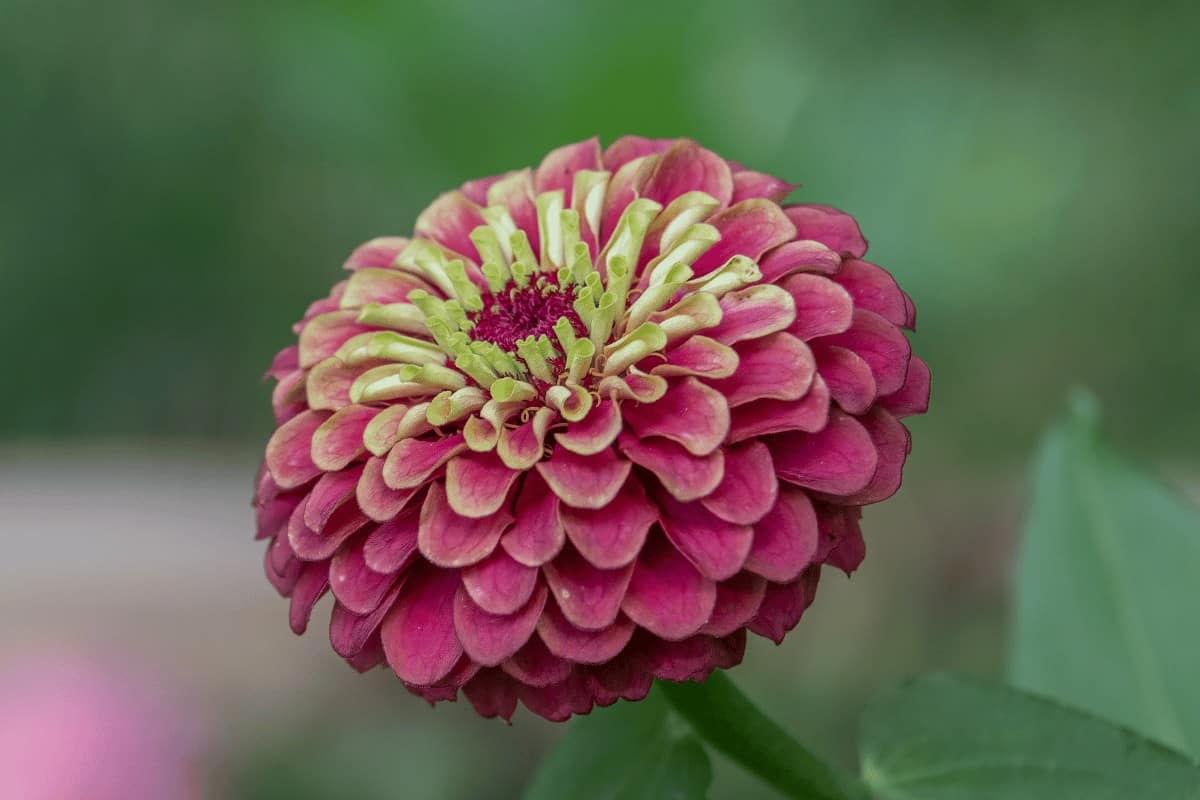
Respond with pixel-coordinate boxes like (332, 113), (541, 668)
(859, 673), (1200, 800)
(523, 688), (710, 800)
(1011, 392), (1200, 757)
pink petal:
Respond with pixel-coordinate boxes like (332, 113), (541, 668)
(698, 572), (768, 637)
(306, 357), (385, 411)
(453, 583), (547, 667)
(356, 457), (423, 522)
(657, 493), (754, 581)
(601, 135), (674, 171)
(691, 199), (797, 277)
(759, 240), (842, 283)
(708, 285), (797, 345)
(537, 603), (635, 665)
(728, 375), (831, 443)
(500, 472), (565, 567)
(769, 410), (878, 496)
(621, 535), (716, 641)
(813, 344), (877, 415)
(287, 496), (369, 561)
(534, 137), (602, 198)
(618, 433), (725, 502)
(496, 407), (554, 470)
(311, 405), (377, 471)
(343, 236), (408, 271)
(748, 567), (821, 644)
(500, 636), (574, 688)
(640, 139), (734, 211)
(382, 434), (467, 489)
(536, 445), (632, 509)
(818, 504), (866, 574)
(265, 531), (303, 596)
(783, 204), (867, 258)
(444, 450), (520, 518)
(486, 170), (540, 261)
(781, 273), (854, 341)
(838, 408), (910, 506)
(414, 190), (485, 262)
(708, 332), (815, 407)
(271, 369), (306, 424)
(304, 465), (364, 532)
(381, 566), (464, 685)
(256, 486), (304, 542)
(600, 155), (654, 244)
(555, 400), (622, 456)
(651, 335), (738, 379)
(345, 636), (386, 672)
(299, 310), (375, 368)
(330, 533), (399, 615)
(700, 441), (778, 525)
(542, 545), (635, 630)
(460, 171), (512, 205)
(418, 482), (511, 568)
(265, 409), (329, 489)
(622, 377), (730, 456)
(516, 671), (593, 721)
(266, 345), (299, 378)
(817, 308), (911, 396)
(341, 268), (437, 307)
(745, 485), (819, 582)
(880, 355), (930, 419)
(362, 508), (421, 573)
(330, 580), (404, 658)
(289, 562), (330, 635)
(560, 478), (657, 569)
(732, 169), (796, 203)
(463, 668), (519, 721)
(832, 259), (909, 327)
(589, 658), (654, 705)
(462, 548), (538, 616)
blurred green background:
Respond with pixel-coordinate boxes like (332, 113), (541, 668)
(2, 0), (1197, 797)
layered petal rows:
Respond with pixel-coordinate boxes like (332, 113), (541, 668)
(255, 137), (929, 721)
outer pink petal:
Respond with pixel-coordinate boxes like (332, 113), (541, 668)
(463, 668), (519, 721)
(534, 137), (603, 198)
(500, 636), (574, 687)
(731, 169), (796, 203)
(289, 562), (330, 635)
(486, 170), (540, 261)
(536, 446), (632, 509)
(692, 199), (797, 277)
(838, 408), (910, 506)
(813, 344), (877, 415)
(298, 310), (375, 368)
(728, 375), (831, 443)
(381, 566), (464, 685)
(618, 433), (725, 502)
(343, 237), (408, 271)
(537, 603), (635, 665)
(356, 457), (423, 522)
(601, 135), (674, 171)
(414, 190), (485, 263)
(382, 434), (467, 490)
(287, 496), (369, 561)
(698, 572), (768, 637)
(417, 482), (512, 568)
(708, 332), (815, 408)
(517, 671), (593, 721)
(330, 580), (404, 658)
(329, 533), (399, 615)
(542, 545), (635, 631)
(651, 335), (739, 379)
(817, 308), (911, 396)
(304, 465), (364, 532)
(769, 410), (878, 495)
(622, 377), (730, 456)
(783, 204), (867, 258)
(640, 139), (734, 211)
(759, 240), (842, 283)
(311, 405), (377, 471)
(560, 478), (657, 569)
(265, 409), (330, 489)
(500, 472), (565, 567)
(621, 535), (717, 641)
(657, 493), (754, 581)
(832, 259), (910, 327)
(445, 450), (520, 518)
(745, 485), (819, 582)
(880, 355), (931, 419)
(781, 273), (854, 341)
(818, 505), (866, 574)
(700, 441), (778, 525)
(362, 508), (421, 574)
(555, 400), (623, 455)
(461, 547), (538, 616)
(453, 583), (547, 666)
(748, 567), (821, 644)
(708, 285), (797, 345)
(460, 171), (513, 205)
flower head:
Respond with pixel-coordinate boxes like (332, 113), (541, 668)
(255, 137), (930, 721)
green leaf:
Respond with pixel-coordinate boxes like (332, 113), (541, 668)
(522, 688), (711, 800)
(660, 671), (869, 800)
(1011, 392), (1200, 757)
(860, 673), (1200, 800)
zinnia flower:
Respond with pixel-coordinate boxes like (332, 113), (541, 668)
(255, 137), (930, 721)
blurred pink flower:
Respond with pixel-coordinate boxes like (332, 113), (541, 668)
(0, 652), (204, 799)
(255, 137), (929, 721)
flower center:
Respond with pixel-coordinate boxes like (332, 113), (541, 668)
(469, 278), (587, 355)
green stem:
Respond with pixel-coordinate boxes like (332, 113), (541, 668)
(659, 672), (871, 800)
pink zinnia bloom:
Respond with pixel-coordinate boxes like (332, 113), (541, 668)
(255, 137), (930, 721)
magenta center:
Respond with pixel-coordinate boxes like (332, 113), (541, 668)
(469, 280), (587, 353)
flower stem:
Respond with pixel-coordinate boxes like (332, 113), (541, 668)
(658, 671), (871, 800)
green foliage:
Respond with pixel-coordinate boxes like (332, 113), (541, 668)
(859, 673), (1200, 800)
(1011, 393), (1200, 757)
(522, 688), (711, 800)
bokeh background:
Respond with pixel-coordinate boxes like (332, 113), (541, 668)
(3, 0), (1197, 797)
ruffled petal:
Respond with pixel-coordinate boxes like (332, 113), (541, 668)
(657, 493), (754, 581)
(708, 284), (797, 345)
(758, 240), (841, 283)
(728, 375), (831, 443)
(555, 400), (622, 455)
(288, 562), (330, 635)
(463, 668), (519, 721)
(817, 308), (911, 396)
(537, 603), (635, 665)
(287, 496), (369, 561)
(651, 335), (738, 379)
(832, 259), (910, 328)
(698, 572), (768, 637)
(453, 583), (547, 666)
(501, 636), (574, 687)
(880, 355), (930, 418)
(621, 535), (716, 641)
(618, 433), (725, 502)
(330, 579), (404, 658)
(311, 405), (377, 471)
(536, 446), (632, 509)
(414, 190), (485, 262)
(601, 135), (673, 171)
(543, 545), (634, 631)
(640, 139), (733, 210)
(783, 204), (867, 258)
(622, 377), (730, 456)
(700, 441), (778, 525)
(329, 533), (399, 615)
(745, 485), (819, 582)
(418, 482), (511, 568)
(381, 566), (464, 685)
(731, 169), (796, 203)
(534, 137), (602, 198)
(356, 457), (423, 522)
(462, 547), (538, 616)
(304, 465), (364, 532)
(500, 472), (565, 567)
(708, 332), (814, 407)
(560, 478), (657, 569)
(265, 409), (329, 489)
(362, 508), (421, 574)
(382, 434), (467, 489)
(343, 237), (408, 271)
(748, 567), (821, 644)
(299, 310), (375, 368)
(691, 199), (796, 277)
(813, 344), (877, 415)
(769, 410), (877, 495)
(781, 273), (854, 341)
(838, 408), (910, 506)
(445, 450), (520, 518)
